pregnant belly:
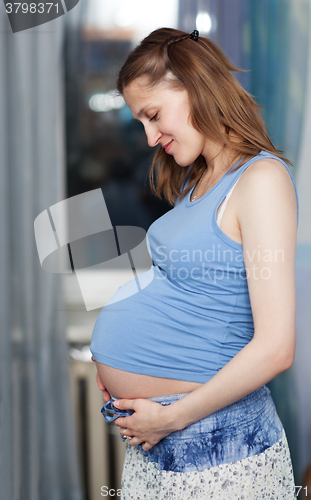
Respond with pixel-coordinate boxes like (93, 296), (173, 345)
(95, 362), (202, 399)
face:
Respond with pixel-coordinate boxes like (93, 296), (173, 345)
(123, 76), (208, 167)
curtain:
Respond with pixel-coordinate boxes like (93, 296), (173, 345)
(246, 0), (310, 166)
(0, 9), (83, 500)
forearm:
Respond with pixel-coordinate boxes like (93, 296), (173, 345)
(164, 337), (294, 433)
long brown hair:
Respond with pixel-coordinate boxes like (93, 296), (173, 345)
(117, 27), (291, 206)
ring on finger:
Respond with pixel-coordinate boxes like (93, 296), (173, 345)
(122, 428), (132, 440)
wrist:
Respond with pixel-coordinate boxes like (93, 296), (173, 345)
(161, 400), (189, 433)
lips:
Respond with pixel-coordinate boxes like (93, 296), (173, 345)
(163, 140), (173, 153)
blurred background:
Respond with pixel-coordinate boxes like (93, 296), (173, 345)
(1, 0), (311, 499)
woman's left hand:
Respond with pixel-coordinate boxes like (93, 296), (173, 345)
(113, 398), (176, 451)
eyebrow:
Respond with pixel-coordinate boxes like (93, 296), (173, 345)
(135, 106), (149, 119)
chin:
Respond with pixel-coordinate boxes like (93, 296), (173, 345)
(173, 150), (200, 167)
(173, 154), (191, 167)
(175, 158), (197, 168)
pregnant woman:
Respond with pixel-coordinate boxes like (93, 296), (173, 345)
(90, 28), (298, 499)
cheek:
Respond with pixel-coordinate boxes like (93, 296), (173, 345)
(185, 129), (203, 150)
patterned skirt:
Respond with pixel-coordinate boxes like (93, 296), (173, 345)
(119, 386), (295, 499)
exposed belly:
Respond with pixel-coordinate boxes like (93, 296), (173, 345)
(95, 362), (203, 399)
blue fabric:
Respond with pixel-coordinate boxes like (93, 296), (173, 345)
(90, 152), (299, 383)
(108, 386), (284, 472)
(101, 400), (134, 423)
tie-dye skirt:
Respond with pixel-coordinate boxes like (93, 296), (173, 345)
(119, 386), (295, 499)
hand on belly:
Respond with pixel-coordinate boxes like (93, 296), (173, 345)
(94, 362), (202, 399)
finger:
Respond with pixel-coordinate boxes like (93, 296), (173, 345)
(95, 372), (105, 390)
(114, 416), (130, 428)
(120, 427), (133, 438)
(113, 398), (136, 411)
(103, 389), (111, 402)
(94, 373), (111, 401)
(128, 437), (143, 447)
(142, 442), (154, 451)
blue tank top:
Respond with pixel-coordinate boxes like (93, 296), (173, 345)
(90, 152), (299, 383)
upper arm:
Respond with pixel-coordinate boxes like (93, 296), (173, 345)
(236, 159), (298, 364)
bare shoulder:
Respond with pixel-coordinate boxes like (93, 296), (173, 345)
(235, 158), (298, 224)
(237, 158), (295, 189)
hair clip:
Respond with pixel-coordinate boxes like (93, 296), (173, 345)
(190, 30), (199, 41)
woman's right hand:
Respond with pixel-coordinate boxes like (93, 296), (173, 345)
(95, 372), (111, 402)
(92, 356), (111, 402)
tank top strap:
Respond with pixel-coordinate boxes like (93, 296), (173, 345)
(214, 153), (263, 203)
(214, 151), (299, 226)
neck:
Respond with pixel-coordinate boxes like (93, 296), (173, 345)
(202, 143), (235, 177)
(207, 144), (225, 171)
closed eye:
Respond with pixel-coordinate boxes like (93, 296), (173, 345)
(149, 113), (158, 122)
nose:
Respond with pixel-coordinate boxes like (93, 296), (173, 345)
(144, 123), (162, 148)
